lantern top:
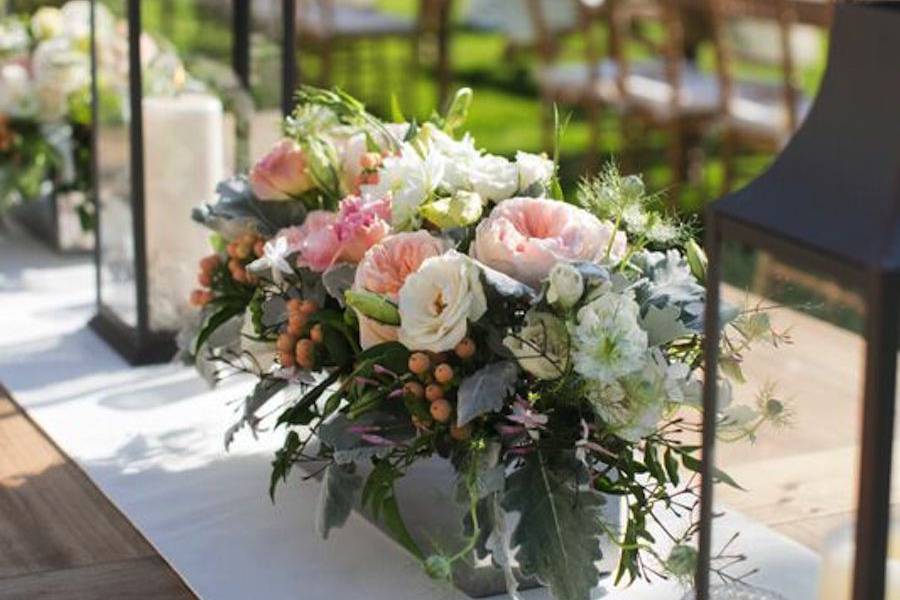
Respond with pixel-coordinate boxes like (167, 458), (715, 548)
(711, 2), (900, 275)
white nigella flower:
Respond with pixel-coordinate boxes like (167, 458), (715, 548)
(503, 310), (570, 380)
(363, 142), (444, 229)
(645, 218), (680, 245)
(587, 357), (668, 442)
(571, 291), (648, 383)
(515, 151), (555, 192)
(469, 154), (519, 202)
(546, 262), (584, 309)
(398, 250), (487, 352)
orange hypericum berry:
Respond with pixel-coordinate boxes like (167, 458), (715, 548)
(240, 232), (257, 246)
(197, 271), (212, 287)
(235, 242), (252, 260)
(253, 239), (266, 258)
(276, 333), (296, 352)
(295, 338), (315, 362)
(403, 381), (425, 399)
(454, 338), (476, 360)
(200, 254), (220, 272)
(434, 363), (454, 384)
(408, 352), (431, 376)
(287, 313), (307, 336)
(298, 299), (318, 315)
(450, 424), (472, 441)
(189, 289), (209, 306)
(279, 350), (295, 367)
(226, 241), (239, 258)
(425, 383), (444, 403)
(430, 399), (452, 423)
(286, 298), (303, 314)
(309, 324), (324, 344)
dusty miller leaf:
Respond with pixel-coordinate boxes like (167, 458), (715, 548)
(641, 305), (692, 346)
(316, 463), (362, 539)
(318, 412), (415, 464)
(502, 452), (607, 600)
(322, 263), (357, 306)
(456, 361), (518, 427)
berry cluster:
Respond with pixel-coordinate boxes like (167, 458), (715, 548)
(189, 233), (266, 307)
(275, 298), (321, 370)
(402, 337), (477, 442)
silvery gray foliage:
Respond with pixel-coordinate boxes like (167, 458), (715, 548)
(477, 263), (538, 305)
(456, 361), (519, 427)
(316, 463), (363, 539)
(296, 267), (329, 308)
(322, 263), (357, 307)
(224, 378), (288, 450)
(191, 175), (308, 237)
(631, 249), (706, 330)
(641, 305), (692, 346)
(317, 412), (416, 464)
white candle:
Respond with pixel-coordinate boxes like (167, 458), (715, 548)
(142, 93), (225, 331)
(818, 524), (900, 600)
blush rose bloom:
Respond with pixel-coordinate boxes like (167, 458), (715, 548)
(294, 211), (341, 272)
(398, 250), (488, 353)
(249, 138), (314, 200)
(470, 197), (627, 288)
(352, 231), (447, 348)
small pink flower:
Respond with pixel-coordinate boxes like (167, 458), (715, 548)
(470, 197), (627, 288)
(294, 211), (341, 272)
(249, 138), (314, 200)
(352, 231), (448, 348)
(333, 194), (392, 263)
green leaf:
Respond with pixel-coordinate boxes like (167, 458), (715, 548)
(270, 430), (301, 500)
(276, 369), (343, 427)
(356, 341), (410, 375)
(381, 492), (425, 560)
(344, 290), (401, 326)
(503, 452), (607, 600)
(681, 454), (744, 489)
(664, 448), (680, 486)
(316, 463), (362, 539)
(194, 302), (245, 355)
(456, 361), (518, 427)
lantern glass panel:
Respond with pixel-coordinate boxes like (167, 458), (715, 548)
(249, 1), (287, 156)
(95, 0), (137, 328)
(707, 240), (870, 598)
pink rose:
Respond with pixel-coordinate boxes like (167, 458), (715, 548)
(295, 211), (341, 272)
(471, 197), (626, 288)
(249, 138), (314, 200)
(333, 194), (392, 263)
(352, 231), (447, 348)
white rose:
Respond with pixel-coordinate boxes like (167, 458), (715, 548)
(571, 291), (647, 383)
(0, 63), (35, 118)
(515, 151), (555, 192)
(424, 125), (481, 190)
(31, 7), (64, 41)
(470, 154), (518, 202)
(398, 250), (487, 352)
(503, 311), (569, 380)
(546, 262), (584, 308)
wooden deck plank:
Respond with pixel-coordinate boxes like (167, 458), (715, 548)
(0, 387), (196, 598)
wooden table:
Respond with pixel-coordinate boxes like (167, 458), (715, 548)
(0, 388), (196, 600)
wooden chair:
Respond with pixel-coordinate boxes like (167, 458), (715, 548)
(707, 0), (816, 193)
(605, 0), (722, 193)
(296, 0), (453, 112)
(527, 0), (621, 172)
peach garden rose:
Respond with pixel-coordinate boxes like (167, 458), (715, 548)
(470, 196), (627, 288)
(351, 231), (448, 348)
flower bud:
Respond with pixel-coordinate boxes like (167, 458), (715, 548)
(546, 262), (584, 308)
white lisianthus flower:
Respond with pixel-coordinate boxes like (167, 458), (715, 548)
(31, 7), (64, 41)
(503, 311), (570, 380)
(398, 250), (487, 352)
(515, 151), (555, 192)
(470, 154), (519, 202)
(546, 262), (584, 308)
(587, 358), (667, 442)
(363, 142), (444, 229)
(571, 291), (648, 383)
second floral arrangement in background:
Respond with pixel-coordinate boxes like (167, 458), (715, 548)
(184, 87), (788, 600)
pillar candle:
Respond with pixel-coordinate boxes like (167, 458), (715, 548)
(142, 92), (225, 332)
(818, 523), (900, 600)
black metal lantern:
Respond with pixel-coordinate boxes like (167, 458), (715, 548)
(88, 0), (297, 364)
(697, 3), (899, 600)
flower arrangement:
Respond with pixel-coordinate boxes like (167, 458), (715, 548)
(0, 1), (188, 219)
(186, 87), (788, 600)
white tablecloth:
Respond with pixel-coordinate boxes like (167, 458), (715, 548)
(0, 225), (820, 599)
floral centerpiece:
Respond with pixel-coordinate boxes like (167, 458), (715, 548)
(185, 87), (788, 599)
(0, 1), (189, 222)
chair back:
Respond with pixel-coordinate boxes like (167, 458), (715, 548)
(708, 0), (803, 131)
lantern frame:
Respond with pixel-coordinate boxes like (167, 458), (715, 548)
(88, 0), (298, 365)
(696, 3), (900, 599)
